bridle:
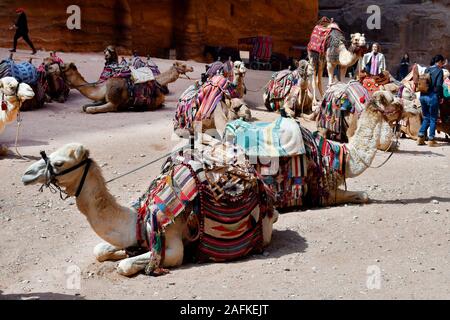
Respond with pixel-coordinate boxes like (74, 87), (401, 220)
(39, 150), (92, 200)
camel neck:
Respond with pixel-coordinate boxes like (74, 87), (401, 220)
(346, 107), (382, 177)
(69, 71), (106, 101)
(156, 67), (179, 86)
(339, 44), (360, 67)
(75, 162), (137, 248)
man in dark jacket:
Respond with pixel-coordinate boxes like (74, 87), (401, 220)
(9, 8), (37, 54)
(417, 54), (446, 147)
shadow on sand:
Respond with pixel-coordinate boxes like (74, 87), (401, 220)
(0, 290), (85, 300)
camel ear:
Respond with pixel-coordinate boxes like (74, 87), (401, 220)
(73, 144), (89, 161)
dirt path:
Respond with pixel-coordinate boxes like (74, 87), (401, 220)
(0, 49), (449, 300)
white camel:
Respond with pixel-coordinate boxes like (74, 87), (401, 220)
(0, 77), (35, 155)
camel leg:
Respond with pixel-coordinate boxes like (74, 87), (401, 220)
(116, 227), (184, 276)
(317, 61), (325, 98)
(117, 252), (151, 276)
(85, 102), (118, 114)
(328, 188), (369, 206)
(340, 66), (348, 82)
(326, 62), (335, 87)
(82, 100), (105, 112)
(93, 242), (127, 262)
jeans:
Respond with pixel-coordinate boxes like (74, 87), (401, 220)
(419, 92), (439, 140)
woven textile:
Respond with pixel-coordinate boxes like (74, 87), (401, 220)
(173, 83), (201, 130)
(99, 63), (131, 82)
(307, 25), (332, 54)
(264, 69), (300, 111)
(0, 59), (38, 85)
(317, 81), (370, 140)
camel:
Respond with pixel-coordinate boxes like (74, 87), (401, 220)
(225, 92), (405, 208)
(308, 18), (366, 103)
(21, 142), (279, 276)
(42, 56), (70, 103)
(0, 77), (35, 155)
(60, 61), (193, 113)
(174, 62), (250, 139)
(263, 60), (314, 117)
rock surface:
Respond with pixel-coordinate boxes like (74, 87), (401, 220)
(0, 0), (318, 61)
(320, 0), (450, 74)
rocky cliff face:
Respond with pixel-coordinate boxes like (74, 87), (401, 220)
(0, 0), (318, 61)
(320, 0), (450, 74)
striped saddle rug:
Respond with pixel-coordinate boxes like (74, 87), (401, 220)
(99, 62), (131, 82)
(174, 75), (238, 131)
(263, 69), (300, 112)
(317, 81), (370, 141)
(131, 149), (275, 274)
(224, 117), (306, 158)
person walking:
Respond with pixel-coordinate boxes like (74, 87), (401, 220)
(417, 54), (446, 147)
(9, 8), (37, 54)
(398, 53), (410, 80)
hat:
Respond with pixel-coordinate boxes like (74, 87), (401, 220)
(16, 8), (25, 13)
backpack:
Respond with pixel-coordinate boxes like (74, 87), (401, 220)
(417, 69), (431, 94)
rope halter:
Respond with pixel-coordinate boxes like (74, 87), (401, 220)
(38, 150), (92, 200)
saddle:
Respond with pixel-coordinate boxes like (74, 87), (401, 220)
(0, 58), (38, 85)
(307, 18), (343, 54)
(224, 116), (306, 158)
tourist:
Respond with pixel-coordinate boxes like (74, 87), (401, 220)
(9, 8), (37, 55)
(360, 43), (386, 76)
(417, 54), (446, 147)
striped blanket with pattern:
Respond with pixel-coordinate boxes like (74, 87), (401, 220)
(174, 75), (238, 131)
(264, 69), (300, 112)
(317, 81), (370, 141)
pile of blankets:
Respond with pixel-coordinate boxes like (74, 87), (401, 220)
(264, 69), (300, 112)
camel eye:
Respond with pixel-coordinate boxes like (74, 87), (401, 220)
(53, 161), (64, 168)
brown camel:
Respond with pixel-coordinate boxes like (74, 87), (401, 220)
(60, 61), (193, 113)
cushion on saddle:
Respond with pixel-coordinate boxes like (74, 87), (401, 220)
(224, 117), (306, 158)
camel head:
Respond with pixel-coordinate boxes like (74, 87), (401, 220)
(22, 143), (90, 194)
(0, 77), (34, 102)
(225, 98), (252, 122)
(173, 61), (194, 75)
(59, 63), (80, 87)
(233, 61), (246, 78)
(370, 90), (404, 126)
(350, 33), (366, 48)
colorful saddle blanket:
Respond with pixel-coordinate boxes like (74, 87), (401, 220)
(99, 63), (131, 82)
(317, 81), (370, 141)
(224, 117), (306, 158)
(174, 75), (238, 131)
(307, 23), (341, 55)
(206, 60), (234, 81)
(0, 59), (38, 85)
(264, 69), (300, 111)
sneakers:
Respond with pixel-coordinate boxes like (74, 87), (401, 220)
(428, 139), (438, 147)
(31, 50), (37, 55)
(417, 136), (426, 145)
(9, 49), (16, 52)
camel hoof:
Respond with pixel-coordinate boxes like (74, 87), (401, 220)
(117, 259), (137, 277)
(358, 192), (369, 204)
(82, 105), (89, 112)
(85, 107), (96, 114)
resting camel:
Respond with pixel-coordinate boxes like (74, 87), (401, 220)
(0, 77), (35, 155)
(308, 18), (366, 102)
(60, 61), (193, 113)
(42, 56), (70, 103)
(174, 61), (250, 138)
(22, 142), (278, 276)
(225, 93), (405, 208)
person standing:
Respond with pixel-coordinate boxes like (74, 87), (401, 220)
(360, 43), (386, 76)
(398, 53), (410, 80)
(9, 8), (37, 54)
(417, 54), (446, 147)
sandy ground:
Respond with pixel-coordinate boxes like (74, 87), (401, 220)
(0, 48), (449, 300)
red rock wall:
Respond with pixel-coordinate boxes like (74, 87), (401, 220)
(0, 0), (318, 61)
